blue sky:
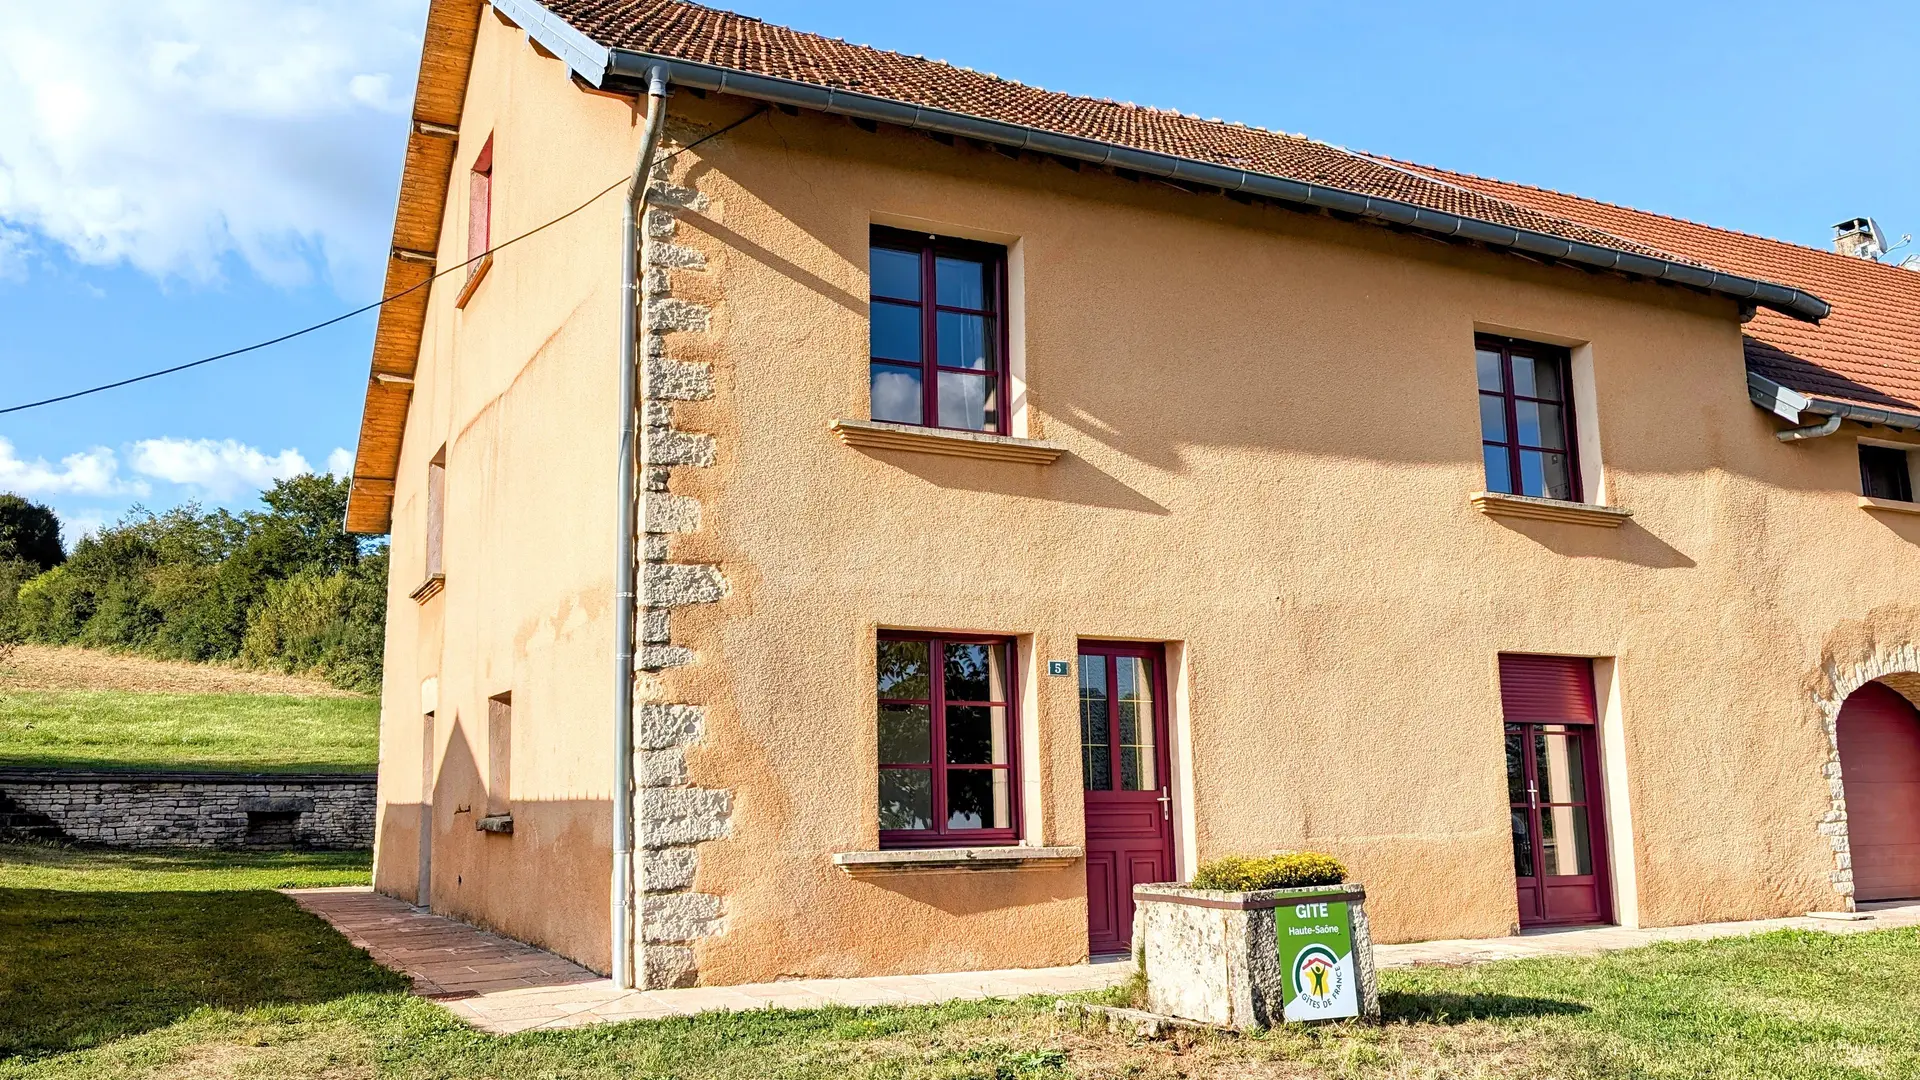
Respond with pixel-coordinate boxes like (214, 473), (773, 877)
(2, 1), (1916, 542)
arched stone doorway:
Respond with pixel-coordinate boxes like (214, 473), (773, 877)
(1835, 681), (1920, 902)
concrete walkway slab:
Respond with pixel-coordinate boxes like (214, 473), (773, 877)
(1372, 899), (1920, 968)
(287, 886), (1920, 1035)
(286, 887), (1131, 1034)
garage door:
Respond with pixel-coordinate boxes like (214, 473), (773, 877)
(1835, 682), (1920, 902)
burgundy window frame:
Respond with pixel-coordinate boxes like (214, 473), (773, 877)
(876, 631), (1022, 849)
(1077, 641), (1173, 798)
(868, 225), (1011, 436)
(1476, 334), (1583, 502)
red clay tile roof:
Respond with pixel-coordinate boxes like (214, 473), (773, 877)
(1389, 161), (1920, 416)
(546, 1), (1731, 272)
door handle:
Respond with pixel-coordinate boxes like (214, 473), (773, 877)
(1157, 787), (1171, 821)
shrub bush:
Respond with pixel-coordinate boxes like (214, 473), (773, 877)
(2, 474), (388, 693)
(240, 551), (388, 694)
(0, 556), (35, 653)
(1190, 852), (1346, 891)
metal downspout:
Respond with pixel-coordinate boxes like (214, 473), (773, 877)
(613, 64), (669, 992)
(1776, 414), (1844, 441)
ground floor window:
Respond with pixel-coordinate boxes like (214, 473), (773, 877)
(876, 633), (1019, 848)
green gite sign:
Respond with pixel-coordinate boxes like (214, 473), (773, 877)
(1277, 898), (1359, 1021)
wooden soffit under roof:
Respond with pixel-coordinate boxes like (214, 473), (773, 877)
(345, 0), (485, 534)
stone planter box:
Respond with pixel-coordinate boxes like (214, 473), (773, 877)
(1135, 882), (1379, 1029)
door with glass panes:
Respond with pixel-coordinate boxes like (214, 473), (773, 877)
(1501, 655), (1612, 928)
(1079, 642), (1173, 956)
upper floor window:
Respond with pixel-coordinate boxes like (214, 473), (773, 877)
(869, 227), (1008, 434)
(468, 136), (493, 273)
(1860, 443), (1913, 502)
(412, 447), (448, 603)
(1477, 335), (1582, 501)
(456, 137), (495, 309)
(876, 633), (1019, 848)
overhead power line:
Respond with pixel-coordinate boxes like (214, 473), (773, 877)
(1, 107), (766, 417)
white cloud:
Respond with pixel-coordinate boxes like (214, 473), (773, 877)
(325, 447), (355, 478)
(0, 436), (144, 497)
(0, 1), (425, 294)
(128, 437), (311, 498)
(0, 222), (29, 281)
(57, 509), (109, 546)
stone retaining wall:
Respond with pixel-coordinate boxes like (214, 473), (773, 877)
(0, 769), (375, 849)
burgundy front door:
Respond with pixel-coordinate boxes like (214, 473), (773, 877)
(1500, 655), (1612, 928)
(1079, 642), (1173, 956)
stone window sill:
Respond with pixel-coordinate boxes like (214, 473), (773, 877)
(830, 419), (1064, 464)
(1860, 495), (1920, 516)
(831, 845), (1082, 877)
(1471, 491), (1631, 528)
(454, 254), (492, 309)
(410, 574), (445, 603)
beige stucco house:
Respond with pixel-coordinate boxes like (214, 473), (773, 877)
(348, 0), (1920, 989)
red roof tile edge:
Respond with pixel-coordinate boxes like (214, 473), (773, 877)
(527, 0), (1827, 322)
(1387, 155), (1920, 421)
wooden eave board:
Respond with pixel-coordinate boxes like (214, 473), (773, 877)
(345, 0), (483, 534)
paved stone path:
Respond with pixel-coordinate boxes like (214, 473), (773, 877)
(287, 886), (1920, 1035)
(286, 887), (1131, 1034)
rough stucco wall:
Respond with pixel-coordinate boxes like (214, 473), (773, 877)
(642, 92), (1920, 977)
(378, 24), (1920, 984)
(371, 10), (651, 972)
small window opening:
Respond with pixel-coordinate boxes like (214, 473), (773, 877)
(1860, 444), (1914, 502)
(426, 447), (447, 580)
(487, 692), (512, 816)
(468, 135), (493, 275)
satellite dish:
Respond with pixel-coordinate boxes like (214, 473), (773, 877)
(1832, 217), (1891, 259)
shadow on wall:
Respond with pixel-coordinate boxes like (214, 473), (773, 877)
(1863, 506), (1920, 546)
(1486, 517), (1696, 570)
(846, 866), (1085, 917)
(376, 716), (615, 971)
(855, 448), (1169, 516)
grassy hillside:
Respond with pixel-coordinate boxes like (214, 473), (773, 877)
(0, 646), (376, 774)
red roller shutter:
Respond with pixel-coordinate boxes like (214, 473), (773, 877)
(1499, 654), (1598, 724)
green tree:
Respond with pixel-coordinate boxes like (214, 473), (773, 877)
(6, 474), (387, 691)
(0, 494), (64, 571)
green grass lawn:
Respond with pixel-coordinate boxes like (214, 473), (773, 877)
(3, 844), (1918, 1079)
(0, 691), (378, 773)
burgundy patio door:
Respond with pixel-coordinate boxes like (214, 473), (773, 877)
(1501, 655), (1612, 928)
(1079, 642), (1173, 956)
